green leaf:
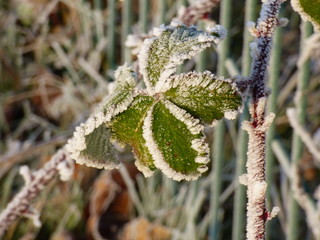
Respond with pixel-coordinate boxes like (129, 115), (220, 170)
(110, 95), (157, 176)
(292, 0), (320, 31)
(66, 65), (137, 169)
(142, 100), (209, 181)
(66, 124), (119, 169)
(139, 23), (222, 93)
(98, 64), (137, 118)
(163, 71), (242, 124)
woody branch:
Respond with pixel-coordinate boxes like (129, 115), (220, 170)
(241, 1), (286, 240)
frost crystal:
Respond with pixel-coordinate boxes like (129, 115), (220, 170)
(207, 25), (227, 40)
(224, 110), (239, 120)
(164, 100), (203, 135)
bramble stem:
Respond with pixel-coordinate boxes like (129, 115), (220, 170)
(0, 149), (71, 237)
(242, 1), (285, 239)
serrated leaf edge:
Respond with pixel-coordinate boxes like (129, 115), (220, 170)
(142, 101), (209, 181)
(134, 159), (154, 177)
(163, 100), (204, 135)
(138, 37), (157, 91)
(66, 92), (135, 169)
(167, 70), (241, 95)
(139, 23), (221, 94)
(164, 71), (243, 121)
(291, 0), (320, 32)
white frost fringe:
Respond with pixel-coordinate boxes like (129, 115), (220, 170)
(291, 0), (320, 32)
(242, 97), (277, 240)
(142, 103), (207, 181)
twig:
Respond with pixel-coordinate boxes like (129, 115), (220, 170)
(241, 1), (285, 240)
(0, 148), (74, 237)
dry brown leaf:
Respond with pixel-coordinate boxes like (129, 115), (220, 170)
(87, 164), (139, 240)
(118, 217), (171, 240)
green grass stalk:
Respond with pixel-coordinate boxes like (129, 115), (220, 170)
(265, 24), (283, 240)
(157, 0), (167, 25)
(209, 0), (232, 239)
(94, 0), (102, 9)
(107, 0), (116, 70)
(139, 0), (149, 33)
(287, 21), (312, 240)
(122, 0), (132, 64)
(196, 21), (207, 72)
(232, 1), (256, 240)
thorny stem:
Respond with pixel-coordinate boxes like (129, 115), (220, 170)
(0, 149), (72, 237)
(242, 1), (285, 240)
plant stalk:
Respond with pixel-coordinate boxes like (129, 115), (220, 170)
(139, 0), (149, 34)
(209, 0), (232, 239)
(265, 23), (283, 240)
(122, 0), (132, 64)
(287, 20), (312, 240)
(242, 1), (284, 239)
(107, 0), (116, 70)
(232, 1), (256, 239)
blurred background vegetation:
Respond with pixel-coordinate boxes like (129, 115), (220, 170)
(0, 0), (319, 239)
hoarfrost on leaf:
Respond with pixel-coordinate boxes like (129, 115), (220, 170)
(291, 0), (320, 32)
(138, 23), (222, 93)
(66, 23), (245, 181)
(164, 72), (242, 123)
(144, 101), (210, 181)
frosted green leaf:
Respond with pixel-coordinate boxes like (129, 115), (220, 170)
(79, 125), (118, 168)
(291, 0), (320, 31)
(66, 65), (137, 170)
(139, 23), (222, 93)
(66, 124), (119, 169)
(164, 71), (242, 124)
(142, 100), (209, 181)
(110, 95), (156, 176)
(97, 64), (137, 118)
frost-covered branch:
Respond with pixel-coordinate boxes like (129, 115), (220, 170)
(0, 148), (74, 237)
(248, 0), (286, 102)
(287, 108), (320, 163)
(240, 1), (286, 240)
(176, 0), (221, 26)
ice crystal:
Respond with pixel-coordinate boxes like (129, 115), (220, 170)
(67, 24), (243, 181)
